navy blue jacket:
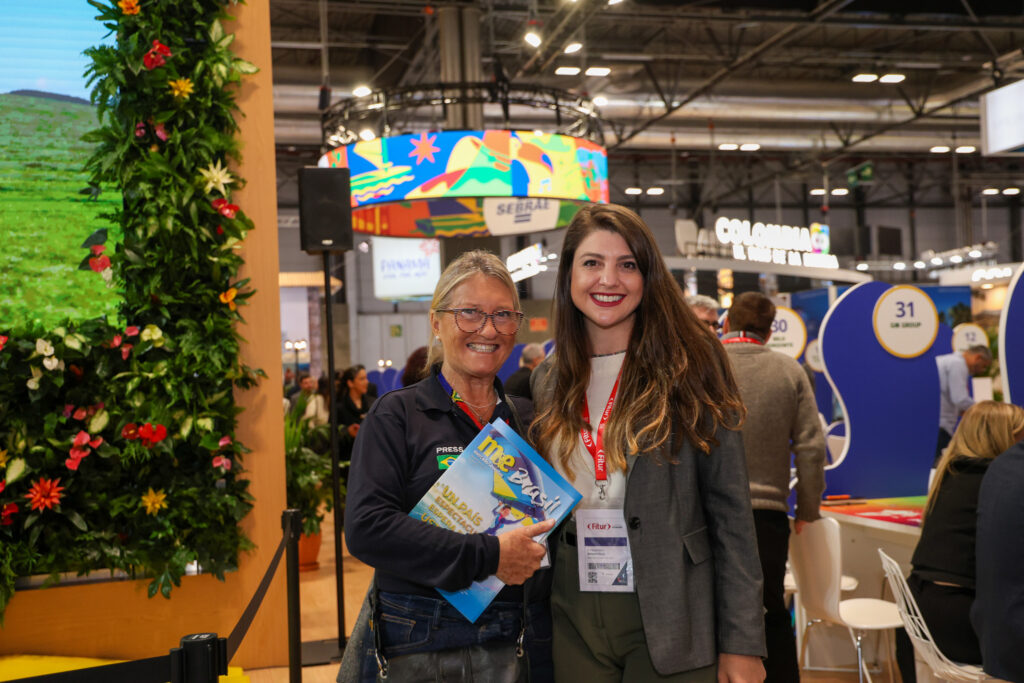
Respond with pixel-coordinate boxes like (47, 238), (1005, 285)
(344, 366), (538, 600)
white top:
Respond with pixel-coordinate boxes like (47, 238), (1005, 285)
(554, 351), (634, 512)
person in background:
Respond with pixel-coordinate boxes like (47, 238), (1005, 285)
(344, 250), (555, 682)
(302, 374), (330, 427)
(972, 411), (1024, 683)
(686, 293), (722, 333)
(504, 342), (546, 399)
(722, 291), (826, 683)
(337, 364), (374, 439)
(400, 345), (429, 388)
(895, 400), (1024, 681)
(531, 204), (765, 682)
(284, 367), (295, 389)
(289, 372), (315, 415)
(934, 345), (992, 464)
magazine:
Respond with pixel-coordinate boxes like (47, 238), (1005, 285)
(408, 417), (582, 622)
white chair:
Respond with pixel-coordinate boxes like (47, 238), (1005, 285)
(877, 549), (990, 683)
(789, 517), (903, 683)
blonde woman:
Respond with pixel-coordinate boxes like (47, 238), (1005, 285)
(345, 250), (556, 682)
(531, 204), (765, 682)
(907, 400), (1024, 666)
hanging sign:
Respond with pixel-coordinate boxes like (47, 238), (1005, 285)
(952, 323), (987, 351)
(872, 285), (939, 358)
(714, 217), (838, 269)
(765, 306), (807, 359)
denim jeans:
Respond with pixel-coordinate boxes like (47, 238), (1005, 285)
(358, 591), (553, 683)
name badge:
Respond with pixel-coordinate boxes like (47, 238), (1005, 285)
(575, 508), (634, 592)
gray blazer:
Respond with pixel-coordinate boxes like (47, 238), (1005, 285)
(533, 356), (766, 674)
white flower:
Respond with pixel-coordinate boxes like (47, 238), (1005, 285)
(102, 268), (114, 285)
(35, 338), (54, 356)
(64, 334), (82, 351)
(199, 159), (234, 196)
(43, 356), (60, 371)
(26, 366), (42, 390)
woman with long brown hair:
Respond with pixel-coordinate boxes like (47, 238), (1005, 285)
(531, 204), (766, 682)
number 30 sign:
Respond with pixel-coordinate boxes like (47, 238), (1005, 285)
(872, 285), (939, 358)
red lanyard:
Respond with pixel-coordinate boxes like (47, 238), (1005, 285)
(437, 372), (485, 430)
(722, 335), (764, 345)
(580, 370), (622, 499)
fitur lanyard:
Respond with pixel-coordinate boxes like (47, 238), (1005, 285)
(721, 333), (765, 346)
(436, 372), (485, 430)
(580, 370), (622, 501)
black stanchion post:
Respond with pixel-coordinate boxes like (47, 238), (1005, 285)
(169, 633), (226, 683)
(283, 508), (303, 683)
(323, 250), (347, 650)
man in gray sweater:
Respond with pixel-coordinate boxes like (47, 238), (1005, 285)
(723, 292), (826, 683)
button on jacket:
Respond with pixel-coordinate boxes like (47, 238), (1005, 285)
(344, 365), (536, 600)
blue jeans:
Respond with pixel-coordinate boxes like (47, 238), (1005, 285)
(358, 591), (553, 682)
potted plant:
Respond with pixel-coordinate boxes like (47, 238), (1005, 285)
(284, 405), (335, 570)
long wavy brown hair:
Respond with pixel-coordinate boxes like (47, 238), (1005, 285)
(531, 204), (744, 479)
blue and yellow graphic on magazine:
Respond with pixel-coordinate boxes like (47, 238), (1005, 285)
(409, 418), (582, 622)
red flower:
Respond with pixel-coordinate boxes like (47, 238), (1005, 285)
(134, 122), (146, 138)
(138, 422), (168, 448)
(1, 503), (17, 526)
(151, 40), (171, 56)
(88, 402), (104, 415)
(0, 335), (8, 351)
(153, 122), (168, 141)
(90, 436), (103, 448)
(125, 326), (140, 337)
(69, 364), (84, 378)
(211, 198), (239, 219)
(122, 422), (139, 440)
(72, 407), (87, 421)
(218, 435), (233, 448)
(89, 254), (112, 273)
(143, 51), (165, 70)
(212, 455), (232, 471)
(108, 334), (122, 348)
(121, 343), (133, 360)
(25, 477), (64, 511)
(90, 244), (106, 256)
(0, 480), (4, 494)
(73, 430), (91, 447)
(216, 225), (224, 235)
(63, 404), (75, 418)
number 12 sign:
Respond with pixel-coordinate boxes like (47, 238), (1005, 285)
(872, 285), (939, 358)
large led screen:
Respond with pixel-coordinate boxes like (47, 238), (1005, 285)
(0, 2), (121, 326)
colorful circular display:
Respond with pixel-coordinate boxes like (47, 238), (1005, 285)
(872, 285), (939, 358)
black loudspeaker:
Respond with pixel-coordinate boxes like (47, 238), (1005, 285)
(298, 167), (353, 253)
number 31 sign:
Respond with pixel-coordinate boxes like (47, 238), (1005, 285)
(872, 285), (939, 358)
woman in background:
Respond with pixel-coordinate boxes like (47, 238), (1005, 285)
(337, 364), (373, 439)
(531, 204), (765, 682)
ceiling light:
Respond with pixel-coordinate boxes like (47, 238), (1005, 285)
(624, 187), (642, 195)
(931, 256), (943, 265)
(524, 31), (542, 48)
(592, 95), (608, 107)
(914, 261), (926, 269)
(831, 188), (849, 196)
(585, 66), (611, 77)
(607, 0), (623, 5)
(852, 73), (879, 83)
(879, 73), (905, 83)
(955, 145), (976, 154)
(718, 143), (739, 151)
(968, 249), (982, 258)
(646, 187), (665, 196)
(930, 145), (950, 153)
(856, 263), (869, 271)
(950, 254), (964, 264)
(359, 129), (376, 141)
(1003, 187), (1021, 195)
(555, 66), (581, 76)
(564, 42), (582, 54)
(893, 262), (906, 270)
(740, 143), (761, 151)
(981, 283), (994, 290)
(810, 188), (826, 196)
(352, 85), (372, 97)
(982, 188), (1000, 195)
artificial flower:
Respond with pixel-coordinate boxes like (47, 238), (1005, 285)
(43, 355), (60, 371)
(199, 160), (234, 196)
(26, 366), (42, 390)
(1, 503), (17, 526)
(117, 0), (140, 15)
(143, 40), (172, 70)
(0, 334), (7, 351)
(218, 435), (233, 448)
(122, 423), (140, 440)
(140, 324), (163, 343)
(211, 198), (239, 219)
(36, 338), (54, 356)
(168, 78), (194, 100)
(121, 343), (133, 360)
(108, 334), (122, 348)
(0, 481), (4, 494)
(90, 245), (106, 256)
(68, 364), (84, 378)
(134, 121), (146, 138)
(138, 422), (168, 448)
(89, 254), (111, 273)
(125, 326), (140, 336)
(24, 477), (64, 512)
(63, 404), (75, 418)
(212, 455), (232, 471)
(219, 288), (238, 311)
(141, 487), (168, 515)
(153, 122), (168, 141)
(73, 407), (87, 421)
(73, 431), (91, 447)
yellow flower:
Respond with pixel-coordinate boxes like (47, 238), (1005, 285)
(118, 0), (140, 15)
(168, 78), (194, 100)
(219, 288), (238, 311)
(0, 449), (8, 469)
(141, 488), (168, 515)
(199, 160), (234, 196)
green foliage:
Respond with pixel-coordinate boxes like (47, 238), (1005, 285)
(0, 0), (261, 620)
(284, 407), (338, 536)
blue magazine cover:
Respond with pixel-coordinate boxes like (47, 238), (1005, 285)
(408, 417), (582, 622)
